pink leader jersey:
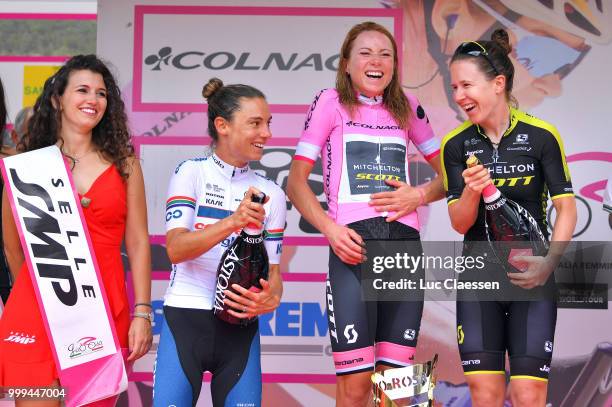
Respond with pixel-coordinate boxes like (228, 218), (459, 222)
(294, 89), (440, 230)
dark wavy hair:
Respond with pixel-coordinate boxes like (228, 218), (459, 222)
(336, 21), (411, 129)
(0, 77), (6, 140)
(202, 77), (265, 142)
(22, 54), (134, 178)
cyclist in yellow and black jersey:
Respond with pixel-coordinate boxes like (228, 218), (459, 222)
(441, 29), (576, 407)
(442, 106), (573, 242)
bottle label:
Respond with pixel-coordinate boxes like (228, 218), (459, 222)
(243, 235), (264, 244)
(213, 246), (240, 312)
(485, 196), (506, 211)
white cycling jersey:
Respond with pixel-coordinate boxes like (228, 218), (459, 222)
(164, 153), (286, 310)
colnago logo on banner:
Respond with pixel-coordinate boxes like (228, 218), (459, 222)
(133, 6), (400, 112)
(0, 146), (127, 404)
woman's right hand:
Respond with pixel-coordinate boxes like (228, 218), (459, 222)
(229, 186), (267, 230)
(461, 164), (492, 195)
(323, 222), (366, 265)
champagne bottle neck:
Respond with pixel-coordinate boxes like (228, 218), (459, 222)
(243, 225), (263, 236)
(482, 184), (500, 203)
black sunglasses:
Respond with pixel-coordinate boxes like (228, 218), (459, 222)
(455, 41), (499, 76)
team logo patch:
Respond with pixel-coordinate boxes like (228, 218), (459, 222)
(457, 325), (465, 345)
(344, 324), (358, 344)
(205, 183), (225, 193)
(544, 341), (553, 353)
(403, 329), (416, 341)
(514, 134), (529, 144)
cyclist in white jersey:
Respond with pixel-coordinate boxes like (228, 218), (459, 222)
(153, 78), (286, 407)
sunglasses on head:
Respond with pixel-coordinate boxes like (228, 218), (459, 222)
(455, 41), (500, 76)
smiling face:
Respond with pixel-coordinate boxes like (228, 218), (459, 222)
(450, 59), (506, 125)
(345, 30), (395, 98)
(58, 69), (107, 136)
(215, 97), (272, 167)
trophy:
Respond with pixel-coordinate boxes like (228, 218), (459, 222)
(371, 355), (438, 407)
(560, 342), (612, 407)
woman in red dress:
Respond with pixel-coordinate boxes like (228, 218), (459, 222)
(0, 55), (152, 406)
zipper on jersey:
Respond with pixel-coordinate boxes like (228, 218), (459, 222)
(377, 137), (390, 235)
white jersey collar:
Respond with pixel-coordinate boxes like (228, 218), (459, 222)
(210, 153), (250, 179)
(358, 93), (383, 106)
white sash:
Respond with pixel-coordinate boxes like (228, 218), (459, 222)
(1, 145), (127, 406)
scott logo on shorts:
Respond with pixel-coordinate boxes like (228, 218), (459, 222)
(403, 329), (416, 341)
(344, 324), (358, 344)
(3, 331), (36, 344)
(326, 281), (338, 343)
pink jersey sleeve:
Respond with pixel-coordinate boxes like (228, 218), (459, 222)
(405, 93), (440, 161)
(294, 89), (338, 164)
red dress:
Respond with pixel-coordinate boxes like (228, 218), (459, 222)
(0, 165), (130, 386)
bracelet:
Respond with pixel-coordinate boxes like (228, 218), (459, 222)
(133, 311), (153, 323)
(134, 302), (152, 308)
(417, 188), (426, 206)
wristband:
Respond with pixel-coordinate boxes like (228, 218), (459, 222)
(134, 302), (152, 308)
(417, 188), (426, 206)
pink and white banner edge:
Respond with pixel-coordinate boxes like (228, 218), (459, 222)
(0, 146), (127, 406)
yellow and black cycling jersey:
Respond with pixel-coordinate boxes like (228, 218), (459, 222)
(441, 107), (573, 241)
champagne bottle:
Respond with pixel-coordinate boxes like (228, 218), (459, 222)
(214, 192), (269, 325)
(466, 155), (548, 272)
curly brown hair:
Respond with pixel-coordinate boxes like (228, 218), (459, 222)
(22, 54), (134, 178)
(336, 21), (412, 129)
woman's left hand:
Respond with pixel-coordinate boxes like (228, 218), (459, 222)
(369, 179), (422, 222)
(507, 255), (556, 289)
(127, 316), (153, 362)
(224, 279), (281, 319)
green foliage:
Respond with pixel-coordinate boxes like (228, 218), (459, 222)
(0, 20), (96, 55)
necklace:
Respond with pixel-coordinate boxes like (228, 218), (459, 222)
(61, 147), (96, 170)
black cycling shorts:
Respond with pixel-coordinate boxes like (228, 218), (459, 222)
(457, 299), (557, 381)
(326, 217), (424, 375)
